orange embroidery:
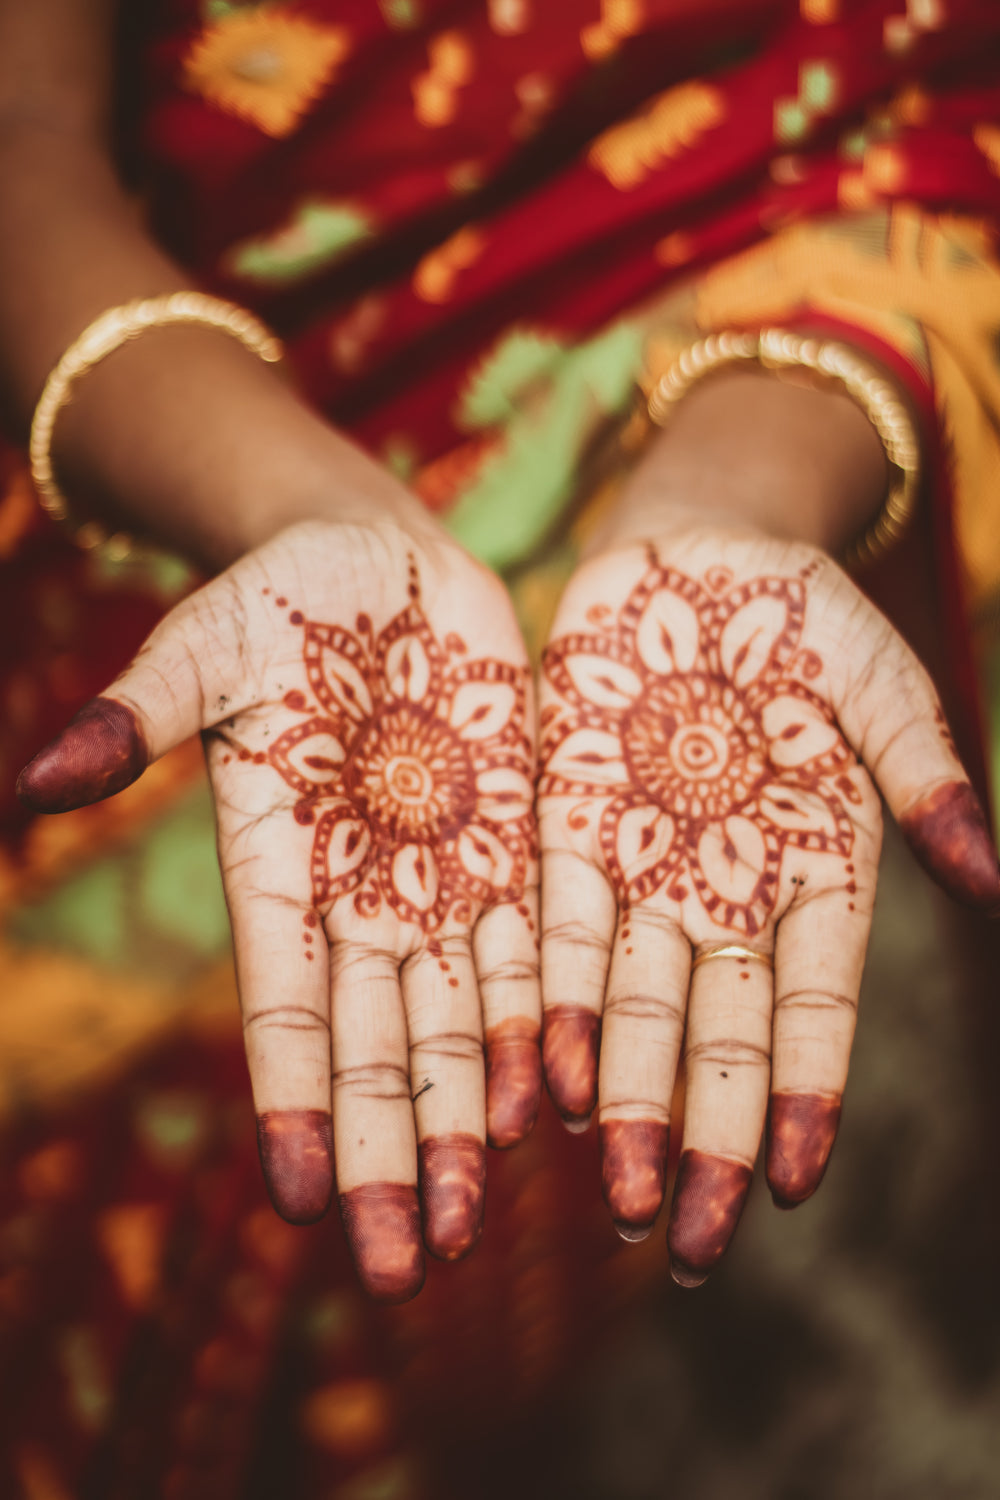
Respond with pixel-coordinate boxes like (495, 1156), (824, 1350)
(974, 124), (1000, 176)
(413, 226), (488, 303)
(415, 434), (503, 512)
(588, 82), (726, 190)
(837, 169), (874, 212)
(413, 30), (474, 128)
(182, 7), (350, 139)
(801, 0), (840, 21)
(328, 296), (388, 374)
(511, 72), (556, 140)
(581, 0), (644, 62)
(654, 231), (696, 268)
(489, 0), (533, 34)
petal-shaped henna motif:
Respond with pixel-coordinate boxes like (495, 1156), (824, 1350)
(629, 572), (705, 677)
(270, 580), (532, 934)
(687, 817), (781, 937)
(600, 794), (680, 906)
(704, 576), (805, 691)
(305, 622), (375, 726)
(538, 723), (631, 798)
(269, 716), (347, 797)
(310, 805), (374, 906)
(541, 562), (856, 938)
(374, 601), (444, 701)
(449, 658), (529, 746)
(542, 632), (643, 714)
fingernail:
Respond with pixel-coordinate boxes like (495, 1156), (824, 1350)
(667, 1149), (753, 1286)
(16, 697), (147, 813)
(767, 1092), (841, 1209)
(899, 781), (1000, 911)
(542, 1005), (601, 1125)
(600, 1119), (669, 1238)
(418, 1133), (486, 1261)
(256, 1109), (334, 1225)
(485, 1017), (541, 1149)
(339, 1183), (425, 1303)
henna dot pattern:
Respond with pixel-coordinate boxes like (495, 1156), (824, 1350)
(540, 561), (856, 936)
(267, 570), (533, 931)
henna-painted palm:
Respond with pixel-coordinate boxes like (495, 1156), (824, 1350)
(538, 529), (999, 1286)
(18, 520), (540, 1302)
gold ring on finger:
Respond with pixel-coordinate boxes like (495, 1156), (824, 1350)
(690, 944), (773, 974)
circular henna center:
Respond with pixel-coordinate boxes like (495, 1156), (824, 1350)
(623, 675), (768, 819)
(344, 704), (476, 841)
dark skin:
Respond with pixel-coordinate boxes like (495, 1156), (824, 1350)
(6, 0), (998, 1296)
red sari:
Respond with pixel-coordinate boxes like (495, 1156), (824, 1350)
(1, 4), (1000, 1495)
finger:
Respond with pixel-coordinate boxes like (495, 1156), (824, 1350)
(667, 947), (772, 1287)
(767, 812), (880, 1208)
(598, 907), (689, 1241)
(473, 891), (542, 1150)
(330, 939), (423, 1304)
(540, 847), (617, 1127)
(16, 578), (252, 812)
(837, 622), (1000, 909)
(233, 892), (335, 1226)
(212, 764), (335, 1225)
(401, 939), (486, 1262)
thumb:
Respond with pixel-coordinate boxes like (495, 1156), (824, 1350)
(17, 581), (243, 814)
(837, 615), (1000, 912)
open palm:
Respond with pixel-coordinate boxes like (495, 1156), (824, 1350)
(538, 528), (999, 1285)
(19, 519), (540, 1302)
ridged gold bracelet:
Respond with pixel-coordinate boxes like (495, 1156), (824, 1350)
(644, 327), (922, 569)
(29, 291), (284, 559)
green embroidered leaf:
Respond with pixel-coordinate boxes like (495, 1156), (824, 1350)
(229, 199), (376, 285)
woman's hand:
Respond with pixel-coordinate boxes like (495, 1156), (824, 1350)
(18, 515), (541, 1302)
(537, 522), (999, 1285)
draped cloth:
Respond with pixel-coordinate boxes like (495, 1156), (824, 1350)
(0, 3), (999, 1495)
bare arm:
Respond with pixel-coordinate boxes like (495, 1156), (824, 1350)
(0, 0), (425, 568)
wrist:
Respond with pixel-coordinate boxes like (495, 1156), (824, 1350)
(49, 319), (433, 570)
(596, 367), (889, 555)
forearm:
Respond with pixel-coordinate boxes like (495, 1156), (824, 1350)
(0, 125), (424, 569)
(601, 367), (891, 554)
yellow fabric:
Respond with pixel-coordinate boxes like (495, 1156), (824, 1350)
(636, 205), (1000, 613)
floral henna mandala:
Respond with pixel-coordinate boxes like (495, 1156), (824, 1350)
(540, 560), (858, 936)
(266, 576), (534, 932)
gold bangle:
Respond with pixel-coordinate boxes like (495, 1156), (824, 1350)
(29, 291), (284, 560)
(645, 327), (922, 569)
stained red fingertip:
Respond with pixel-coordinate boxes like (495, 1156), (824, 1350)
(339, 1183), (425, 1303)
(485, 1017), (541, 1149)
(667, 1149), (752, 1287)
(899, 780), (1000, 911)
(418, 1133), (486, 1261)
(257, 1109), (334, 1225)
(542, 1005), (601, 1125)
(600, 1119), (669, 1240)
(16, 697), (147, 813)
(766, 1091), (841, 1209)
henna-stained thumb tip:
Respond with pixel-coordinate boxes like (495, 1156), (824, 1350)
(899, 781), (1000, 912)
(257, 1110), (334, 1225)
(16, 697), (148, 813)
